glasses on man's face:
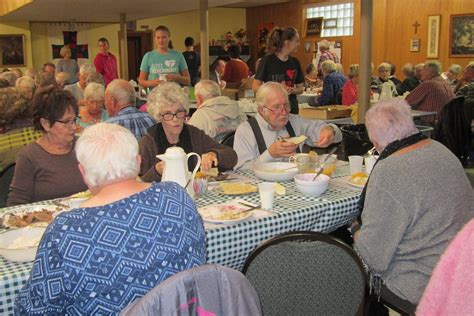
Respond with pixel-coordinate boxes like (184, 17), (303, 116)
(56, 116), (81, 127)
(160, 109), (187, 121)
(263, 104), (290, 115)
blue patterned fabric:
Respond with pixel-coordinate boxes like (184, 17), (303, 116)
(14, 182), (206, 315)
(105, 106), (155, 141)
(318, 71), (347, 105)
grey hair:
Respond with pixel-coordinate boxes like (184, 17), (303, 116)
(365, 99), (419, 151)
(256, 81), (288, 108)
(80, 63), (96, 75)
(401, 63), (415, 77)
(195, 79), (221, 100)
(321, 60), (336, 73)
(76, 123), (140, 188)
(84, 82), (105, 101)
(86, 72), (105, 86)
(318, 39), (330, 50)
(55, 72), (70, 86)
(348, 64), (359, 79)
(106, 79), (136, 106)
(15, 76), (35, 94)
(60, 45), (71, 57)
(448, 64), (462, 75)
(467, 61), (474, 70)
(147, 82), (189, 121)
(378, 63), (391, 72)
(424, 60), (442, 76)
(0, 71), (19, 86)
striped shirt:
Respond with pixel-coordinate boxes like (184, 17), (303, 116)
(317, 50), (340, 79)
(106, 106), (155, 140)
(405, 76), (454, 122)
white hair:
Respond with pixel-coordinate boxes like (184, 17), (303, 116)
(448, 64), (462, 75)
(0, 71), (19, 86)
(255, 81), (288, 108)
(55, 72), (70, 86)
(321, 60), (336, 73)
(15, 76), (35, 94)
(147, 82), (189, 122)
(76, 123), (140, 188)
(401, 63), (414, 77)
(84, 82), (105, 100)
(60, 45), (71, 57)
(318, 39), (330, 50)
(195, 79), (221, 100)
(378, 63), (391, 72)
(365, 99), (419, 151)
(106, 79), (136, 106)
(80, 63), (96, 75)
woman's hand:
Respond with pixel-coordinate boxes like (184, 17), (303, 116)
(154, 161), (164, 175)
(201, 152), (218, 171)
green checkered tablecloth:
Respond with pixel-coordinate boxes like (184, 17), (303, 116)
(0, 165), (360, 315)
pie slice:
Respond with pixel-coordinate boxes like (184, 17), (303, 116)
(284, 135), (307, 145)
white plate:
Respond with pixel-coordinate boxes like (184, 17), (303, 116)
(199, 202), (254, 224)
(347, 178), (366, 188)
(3, 204), (69, 228)
(254, 162), (298, 182)
(0, 227), (46, 262)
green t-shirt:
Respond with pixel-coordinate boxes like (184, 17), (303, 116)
(140, 49), (188, 80)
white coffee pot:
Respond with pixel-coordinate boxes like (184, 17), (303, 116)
(156, 147), (201, 188)
(379, 82), (393, 101)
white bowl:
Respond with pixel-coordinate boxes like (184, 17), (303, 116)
(0, 227), (46, 262)
(254, 162), (298, 182)
(294, 173), (330, 197)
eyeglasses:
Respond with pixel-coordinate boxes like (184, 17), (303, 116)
(56, 116), (81, 127)
(87, 99), (104, 104)
(160, 109), (187, 121)
(263, 104), (290, 115)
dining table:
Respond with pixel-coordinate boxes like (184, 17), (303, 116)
(0, 164), (361, 315)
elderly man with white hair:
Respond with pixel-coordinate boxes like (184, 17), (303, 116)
(233, 81), (342, 170)
(352, 99), (473, 313)
(15, 76), (35, 99)
(405, 60), (454, 123)
(105, 79), (155, 140)
(188, 79), (247, 142)
(316, 39), (340, 79)
(65, 63), (96, 101)
(15, 123), (206, 315)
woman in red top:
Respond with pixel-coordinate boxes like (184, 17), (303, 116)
(221, 44), (249, 88)
(342, 64), (359, 105)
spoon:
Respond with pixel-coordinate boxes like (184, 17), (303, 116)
(312, 146), (338, 181)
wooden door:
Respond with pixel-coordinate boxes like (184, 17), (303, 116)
(126, 31), (152, 82)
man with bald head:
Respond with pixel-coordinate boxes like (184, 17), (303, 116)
(105, 79), (155, 140)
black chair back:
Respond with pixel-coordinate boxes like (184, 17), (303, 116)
(220, 130), (236, 148)
(242, 231), (366, 316)
(0, 163), (15, 208)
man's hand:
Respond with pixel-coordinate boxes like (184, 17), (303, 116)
(201, 152), (218, 171)
(268, 140), (298, 158)
(314, 126), (335, 148)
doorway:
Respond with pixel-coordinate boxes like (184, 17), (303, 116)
(126, 31), (152, 82)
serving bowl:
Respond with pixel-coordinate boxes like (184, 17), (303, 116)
(294, 173), (330, 197)
(0, 227), (46, 262)
(254, 162), (298, 182)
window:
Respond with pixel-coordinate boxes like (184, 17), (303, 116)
(306, 2), (354, 37)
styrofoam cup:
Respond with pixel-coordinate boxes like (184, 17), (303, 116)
(364, 155), (377, 174)
(348, 155), (364, 175)
(258, 182), (275, 210)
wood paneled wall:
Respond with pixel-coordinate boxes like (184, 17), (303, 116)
(246, 0), (474, 77)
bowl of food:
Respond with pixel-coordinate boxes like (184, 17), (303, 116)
(294, 173), (330, 197)
(0, 227), (46, 262)
(254, 162), (298, 182)
(318, 154), (338, 177)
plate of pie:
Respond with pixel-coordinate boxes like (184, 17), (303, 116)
(198, 202), (254, 224)
(348, 172), (369, 188)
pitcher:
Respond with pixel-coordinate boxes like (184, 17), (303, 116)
(156, 147), (201, 188)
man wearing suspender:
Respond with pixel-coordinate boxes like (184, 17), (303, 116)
(234, 82), (342, 170)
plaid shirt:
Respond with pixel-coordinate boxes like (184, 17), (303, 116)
(318, 71), (347, 105)
(405, 76), (454, 122)
(106, 106), (155, 140)
(317, 50), (340, 79)
(456, 81), (474, 98)
(0, 126), (42, 172)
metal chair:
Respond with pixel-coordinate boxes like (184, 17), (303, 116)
(120, 264), (262, 316)
(0, 163), (15, 208)
(242, 231), (366, 316)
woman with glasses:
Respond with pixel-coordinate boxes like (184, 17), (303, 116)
(139, 82), (237, 182)
(77, 82), (109, 131)
(7, 87), (87, 206)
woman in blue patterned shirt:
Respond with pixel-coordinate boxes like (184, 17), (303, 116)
(15, 123), (206, 315)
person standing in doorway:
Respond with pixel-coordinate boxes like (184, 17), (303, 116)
(94, 37), (118, 86)
(183, 37), (201, 86)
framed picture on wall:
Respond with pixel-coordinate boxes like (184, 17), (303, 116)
(427, 15), (440, 58)
(449, 14), (474, 57)
(410, 39), (420, 52)
(0, 34), (26, 67)
(305, 17), (323, 37)
(323, 18), (338, 30)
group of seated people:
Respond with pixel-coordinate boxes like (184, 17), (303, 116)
(1, 28), (473, 314)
